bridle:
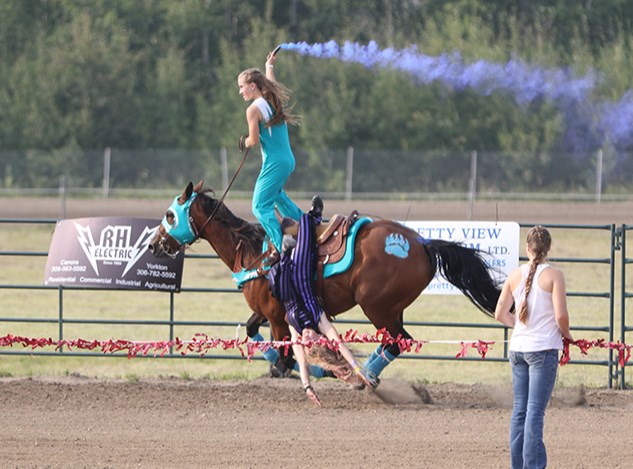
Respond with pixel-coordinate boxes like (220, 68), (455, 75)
(159, 148), (250, 257)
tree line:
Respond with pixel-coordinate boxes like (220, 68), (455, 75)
(1, 0), (632, 191)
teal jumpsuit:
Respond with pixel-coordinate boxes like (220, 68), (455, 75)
(252, 97), (303, 252)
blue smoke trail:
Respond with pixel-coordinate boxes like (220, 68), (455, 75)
(280, 40), (632, 151)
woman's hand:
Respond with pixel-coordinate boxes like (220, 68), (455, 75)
(237, 135), (248, 152)
(265, 50), (277, 67)
(304, 384), (322, 406)
(265, 50), (277, 80)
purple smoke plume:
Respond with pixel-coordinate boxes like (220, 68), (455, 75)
(281, 40), (632, 151)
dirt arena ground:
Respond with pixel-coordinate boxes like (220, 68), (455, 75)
(0, 376), (631, 469)
(2, 196), (633, 468)
(3, 195), (633, 224)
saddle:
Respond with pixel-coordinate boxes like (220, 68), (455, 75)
(233, 210), (361, 288)
(281, 210), (360, 266)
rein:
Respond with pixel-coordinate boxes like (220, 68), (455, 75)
(194, 148), (250, 237)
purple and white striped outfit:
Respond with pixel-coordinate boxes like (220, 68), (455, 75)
(284, 213), (323, 333)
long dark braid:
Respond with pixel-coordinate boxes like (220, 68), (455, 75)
(519, 226), (552, 324)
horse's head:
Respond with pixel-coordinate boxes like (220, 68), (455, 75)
(148, 180), (204, 258)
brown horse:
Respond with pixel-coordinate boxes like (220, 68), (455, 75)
(148, 180), (502, 386)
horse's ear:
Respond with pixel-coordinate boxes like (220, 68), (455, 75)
(193, 180), (204, 193)
(183, 182), (194, 200)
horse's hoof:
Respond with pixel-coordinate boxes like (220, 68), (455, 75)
(269, 363), (293, 379)
(363, 369), (380, 390)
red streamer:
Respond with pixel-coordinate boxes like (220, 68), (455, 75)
(0, 331), (630, 366)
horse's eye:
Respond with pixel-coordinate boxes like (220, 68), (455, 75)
(165, 211), (176, 226)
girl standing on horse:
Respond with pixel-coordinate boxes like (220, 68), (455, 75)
(237, 49), (303, 265)
(495, 225), (574, 468)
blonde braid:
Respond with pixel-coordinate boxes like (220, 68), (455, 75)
(519, 226), (551, 324)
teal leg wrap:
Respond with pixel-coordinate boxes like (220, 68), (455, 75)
(251, 333), (280, 364)
(364, 344), (384, 368)
(252, 333), (328, 378)
(365, 348), (396, 378)
(292, 361), (328, 378)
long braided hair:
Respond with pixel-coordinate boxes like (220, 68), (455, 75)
(519, 225), (552, 324)
(238, 68), (300, 127)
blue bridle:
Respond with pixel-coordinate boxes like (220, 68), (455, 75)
(161, 193), (198, 245)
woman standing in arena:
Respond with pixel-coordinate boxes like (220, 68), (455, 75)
(495, 225), (574, 469)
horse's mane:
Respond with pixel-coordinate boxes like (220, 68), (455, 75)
(198, 189), (265, 254)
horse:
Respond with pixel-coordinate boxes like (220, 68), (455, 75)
(148, 180), (503, 387)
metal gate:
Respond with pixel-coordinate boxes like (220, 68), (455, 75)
(0, 218), (627, 388)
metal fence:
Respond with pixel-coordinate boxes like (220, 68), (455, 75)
(0, 218), (628, 388)
(2, 148), (633, 201)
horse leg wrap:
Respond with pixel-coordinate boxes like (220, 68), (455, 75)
(364, 344), (384, 368)
(364, 346), (397, 379)
(250, 333), (280, 364)
(292, 361), (330, 378)
(251, 333), (330, 378)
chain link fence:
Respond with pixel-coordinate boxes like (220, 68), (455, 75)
(1, 148), (632, 201)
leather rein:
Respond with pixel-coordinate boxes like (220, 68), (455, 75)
(191, 148), (250, 240)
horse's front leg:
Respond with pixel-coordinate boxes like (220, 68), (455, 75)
(243, 288), (335, 380)
(244, 311), (294, 378)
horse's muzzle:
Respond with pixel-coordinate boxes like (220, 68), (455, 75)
(147, 240), (164, 257)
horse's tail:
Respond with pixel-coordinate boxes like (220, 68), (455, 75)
(424, 239), (502, 317)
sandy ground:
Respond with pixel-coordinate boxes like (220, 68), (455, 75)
(2, 196), (633, 225)
(0, 376), (631, 469)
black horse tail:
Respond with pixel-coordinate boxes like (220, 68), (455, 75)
(424, 239), (502, 317)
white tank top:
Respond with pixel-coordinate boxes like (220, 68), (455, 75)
(509, 263), (563, 352)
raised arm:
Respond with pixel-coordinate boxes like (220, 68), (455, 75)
(265, 50), (277, 81)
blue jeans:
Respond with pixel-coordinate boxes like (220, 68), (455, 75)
(509, 349), (559, 469)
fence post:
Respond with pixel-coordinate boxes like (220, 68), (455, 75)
(595, 148), (603, 203)
(220, 148), (229, 191)
(345, 146), (354, 201)
(467, 151), (477, 220)
(58, 286), (64, 354)
(59, 175), (67, 220)
(102, 147), (111, 199)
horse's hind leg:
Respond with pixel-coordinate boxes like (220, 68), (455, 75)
(362, 317), (412, 388)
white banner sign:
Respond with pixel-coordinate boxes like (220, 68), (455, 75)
(402, 221), (520, 295)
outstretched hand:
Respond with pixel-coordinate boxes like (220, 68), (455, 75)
(304, 385), (322, 406)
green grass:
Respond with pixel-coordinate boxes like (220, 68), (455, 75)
(0, 222), (630, 388)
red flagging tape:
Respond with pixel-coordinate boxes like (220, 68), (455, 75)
(0, 329), (630, 366)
